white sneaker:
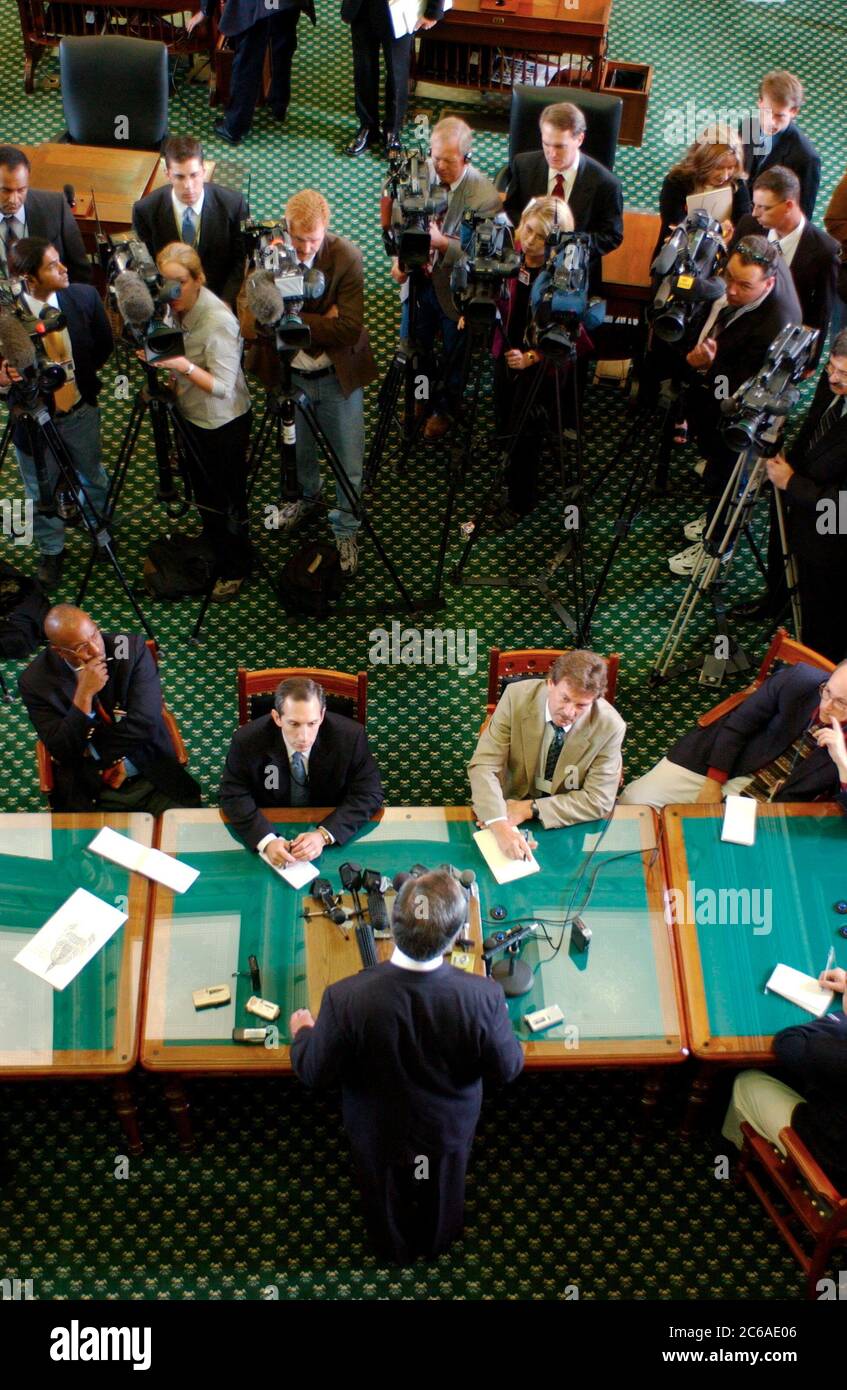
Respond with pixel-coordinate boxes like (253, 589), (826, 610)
(668, 541), (706, 576)
(690, 458), (707, 477)
(336, 535), (359, 575)
(683, 512), (708, 541)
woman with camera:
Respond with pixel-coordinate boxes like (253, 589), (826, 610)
(656, 124), (751, 255)
(144, 243), (253, 602)
(491, 195), (574, 525)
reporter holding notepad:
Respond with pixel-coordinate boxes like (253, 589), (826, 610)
(655, 124), (751, 256)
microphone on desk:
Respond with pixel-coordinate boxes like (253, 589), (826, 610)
(63, 183), (76, 210)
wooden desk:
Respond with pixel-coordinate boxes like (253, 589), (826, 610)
(20, 143), (161, 241)
(412, 0), (612, 93)
(601, 208), (661, 304)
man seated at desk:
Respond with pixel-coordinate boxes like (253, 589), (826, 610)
(619, 661), (847, 811)
(219, 675), (383, 864)
(18, 604), (201, 813)
(468, 650), (625, 861)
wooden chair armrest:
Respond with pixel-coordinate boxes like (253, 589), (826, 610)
(162, 707), (189, 766)
(780, 1128), (845, 1207)
(36, 740), (54, 794)
(697, 686), (756, 727)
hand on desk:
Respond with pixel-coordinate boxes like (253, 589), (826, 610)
(820, 967), (847, 1009)
(491, 819), (536, 861)
(289, 1008), (315, 1035)
(289, 830), (325, 861)
(264, 836), (297, 867)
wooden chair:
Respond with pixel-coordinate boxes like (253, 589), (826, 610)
(697, 629), (836, 729)
(737, 1121), (847, 1299)
(480, 647), (620, 735)
(36, 639), (188, 796)
(237, 666), (368, 728)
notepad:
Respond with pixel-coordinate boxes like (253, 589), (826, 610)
(765, 963), (835, 1018)
(686, 185), (733, 226)
(14, 888), (127, 991)
(473, 828), (540, 884)
(88, 827), (199, 893)
(259, 851), (320, 891)
(721, 795), (757, 846)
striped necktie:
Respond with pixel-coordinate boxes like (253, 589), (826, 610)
(544, 724), (565, 782)
(809, 396), (846, 450)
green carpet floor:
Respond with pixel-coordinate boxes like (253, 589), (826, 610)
(0, 0), (845, 1300)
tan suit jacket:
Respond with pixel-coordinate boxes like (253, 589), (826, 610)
(468, 678), (625, 829)
(238, 231), (377, 398)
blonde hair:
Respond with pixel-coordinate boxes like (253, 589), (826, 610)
(760, 70), (804, 110)
(285, 189), (331, 231)
(517, 196), (573, 246)
(431, 116), (473, 156)
(156, 241), (206, 283)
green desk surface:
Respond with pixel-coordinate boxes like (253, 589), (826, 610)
(143, 805), (685, 1071)
(664, 803), (847, 1060)
(0, 813), (154, 1074)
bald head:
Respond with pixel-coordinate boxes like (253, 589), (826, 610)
(44, 606), (104, 664)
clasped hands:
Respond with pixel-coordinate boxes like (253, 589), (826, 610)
(264, 830), (326, 866)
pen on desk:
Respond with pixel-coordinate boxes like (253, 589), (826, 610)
(823, 946), (836, 977)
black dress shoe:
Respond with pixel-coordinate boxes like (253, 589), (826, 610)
(270, 106), (288, 122)
(214, 121), (241, 146)
(37, 551), (65, 588)
(383, 128), (402, 154)
(345, 125), (376, 156)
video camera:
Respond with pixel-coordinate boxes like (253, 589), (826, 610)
(242, 217), (325, 351)
(529, 230), (605, 360)
(106, 237), (185, 364)
(449, 210), (520, 326)
(0, 273), (73, 415)
(380, 148), (448, 271)
(720, 323), (819, 455)
(649, 210), (727, 345)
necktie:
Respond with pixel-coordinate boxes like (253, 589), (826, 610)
(809, 396), (846, 450)
(552, 173), (566, 200)
(544, 723), (565, 782)
(712, 303), (736, 336)
(181, 207), (197, 246)
(289, 750), (309, 807)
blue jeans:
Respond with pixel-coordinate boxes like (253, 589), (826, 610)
(14, 402), (110, 556)
(292, 369), (364, 540)
(400, 280), (462, 409)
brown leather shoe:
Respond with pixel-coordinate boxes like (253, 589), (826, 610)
(423, 412), (451, 442)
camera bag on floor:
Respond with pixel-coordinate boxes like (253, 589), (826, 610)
(277, 542), (346, 618)
(143, 532), (217, 600)
(0, 562), (49, 658)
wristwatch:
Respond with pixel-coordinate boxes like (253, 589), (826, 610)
(317, 825), (334, 846)
(530, 800), (540, 820)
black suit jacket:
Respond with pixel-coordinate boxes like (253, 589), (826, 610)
(207, 0), (316, 36)
(291, 960), (524, 1163)
(667, 664), (847, 810)
(743, 122), (821, 219)
(730, 214), (839, 369)
(503, 150), (623, 288)
(10, 283), (112, 452)
(656, 172), (751, 255)
(341, 0), (442, 29)
(17, 189), (92, 284)
(784, 371), (847, 562)
(773, 1013), (847, 1191)
(699, 267), (802, 398)
(132, 182), (249, 309)
(219, 710), (384, 849)
(18, 634), (183, 809)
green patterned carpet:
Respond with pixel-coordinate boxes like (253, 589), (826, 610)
(0, 0), (845, 1301)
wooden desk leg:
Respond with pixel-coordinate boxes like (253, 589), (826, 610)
(112, 1077), (143, 1157)
(635, 1069), (663, 1141)
(681, 1062), (714, 1136)
(164, 1077), (195, 1152)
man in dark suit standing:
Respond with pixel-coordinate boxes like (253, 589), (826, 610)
(620, 661), (847, 810)
(220, 675), (383, 864)
(19, 605), (201, 813)
(0, 146), (90, 285)
(341, 0), (443, 156)
(0, 237), (111, 588)
(741, 70), (821, 219)
(190, 0), (315, 144)
(132, 136), (248, 309)
(502, 102), (623, 290)
(290, 870), (524, 1263)
(730, 166), (839, 371)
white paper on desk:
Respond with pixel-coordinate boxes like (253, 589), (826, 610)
(473, 828), (540, 884)
(686, 186), (733, 226)
(88, 826), (199, 894)
(765, 963), (835, 1018)
(259, 851), (320, 890)
(721, 795), (757, 846)
(389, 0), (452, 39)
(13, 888), (126, 992)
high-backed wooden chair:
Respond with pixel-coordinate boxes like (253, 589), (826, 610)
(480, 647), (620, 735)
(237, 666), (368, 728)
(737, 1121), (847, 1300)
(697, 629), (836, 729)
(36, 639), (188, 796)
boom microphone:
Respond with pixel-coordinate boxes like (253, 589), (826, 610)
(113, 271), (155, 328)
(246, 270), (285, 327)
(0, 312), (37, 373)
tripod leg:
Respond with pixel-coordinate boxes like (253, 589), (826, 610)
(773, 487), (803, 639)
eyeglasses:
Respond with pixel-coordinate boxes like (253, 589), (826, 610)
(825, 359), (847, 385)
(819, 682), (847, 717)
(735, 239), (777, 270)
(54, 625), (100, 658)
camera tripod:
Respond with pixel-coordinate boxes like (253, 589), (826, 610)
(364, 268), (431, 488)
(650, 440), (801, 688)
(448, 342), (588, 637)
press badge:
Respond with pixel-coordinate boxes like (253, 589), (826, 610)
(518, 266), (531, 285)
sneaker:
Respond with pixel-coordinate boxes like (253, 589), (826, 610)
(683, 512), (708, 542)
(37, 551), (65, 587)
(690, 457), (707, 478)
(211, 576), (245, 603)
(275, 497), (320, 534)
(668, 541), (706, 577)
(336, 535), (359, 575)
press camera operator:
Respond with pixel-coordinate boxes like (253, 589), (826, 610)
(0, 236), (112, 590)
(143, 242), (253, 604)
(390, 117), (501, 443)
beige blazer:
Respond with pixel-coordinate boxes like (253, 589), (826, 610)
(468, 678), (625, 829)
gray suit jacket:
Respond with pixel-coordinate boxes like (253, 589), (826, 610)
(468, 678), (626, 828)
(431, 162), (503, 320)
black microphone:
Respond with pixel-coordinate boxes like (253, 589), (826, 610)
(362, 869), (391, 931)
(392, 871), (413, 893)
(63, 183), (75, 209)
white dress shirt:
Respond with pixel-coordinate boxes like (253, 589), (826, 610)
(547, 153), (580, 203)
(767, 214), (805, 267)
(390, 945), (444, 972)
(172, 189), (205, 241)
